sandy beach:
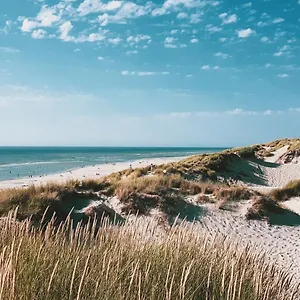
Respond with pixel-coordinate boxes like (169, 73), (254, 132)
(0, 156), (186, 190)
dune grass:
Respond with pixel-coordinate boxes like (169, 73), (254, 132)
(246, 195), (285, 220)
(269, 180), (300, 201)
(1, 138), (298, 223)
(0, 211), (298, 300)
(0, 174), (230, 222)
(0, 181), (97, 223)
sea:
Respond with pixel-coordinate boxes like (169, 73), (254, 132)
(0, 147), (227, 181)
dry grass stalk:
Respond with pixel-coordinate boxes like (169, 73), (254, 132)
(0, 211), (296, 299)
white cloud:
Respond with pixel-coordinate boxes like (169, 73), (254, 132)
(164, 36), (177, 48)
(257, 21), (268, 27)
(127, 34), (151, 44)
(0, 47), (20, 53)
(261, 12), (269, 19)
(190, 38), (198, 43)
(1, 20), (12, 34)
(219, 37), (227, 42)
(159, 108), (295, 119)
(190, 13), (202, 24)
(165, 37), (176, 44)
(177, 12), (188, 19)
(163, 0), (204, 9)
(201, 65), (210, 70)
(21, 18), (38, 32)
(121, 70), (130, 75)
(126, 50), (138, 55)
(91, 2), (152, 23)
(274, 51), (283, 57)
(219, 13), (227, 19)
(108, 37), (122, 45)
(260, 36), (269, 43)
(78, 0), (123, 16)
(237, 28), (255, 38)
(59, 21), (73, 41)
(137, 72), (156, 76)
(272, 18), (284, 24)
(151, 7), (167, 16)
(170, 29), (178, 34)
(77, 32), (107, 43)
(164, 44), (177, 48)
(32, 29), (47, 39)
(206, 25), (223, 33)
(220, 13), (238, 24)
(36, 5), (60, 27)
(277, 73), (289, 78)
(241, 2), (252, 8)
(201, 65), (219, 71)
(265, 63), (272, 68)
(97, 56), (104, 60)
(214, 52), (230, 59)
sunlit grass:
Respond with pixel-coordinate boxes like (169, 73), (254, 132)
(0, 210), (298, 300)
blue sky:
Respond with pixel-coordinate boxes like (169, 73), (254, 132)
(0, 0), (299, 147)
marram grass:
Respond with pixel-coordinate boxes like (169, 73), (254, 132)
(0, 210), (298, 300)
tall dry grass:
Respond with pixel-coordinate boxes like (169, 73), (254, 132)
(0, 210), (298, 300)
(270, 180), (300, 201)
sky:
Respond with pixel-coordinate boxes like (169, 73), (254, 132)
(0, 0), (299, 147)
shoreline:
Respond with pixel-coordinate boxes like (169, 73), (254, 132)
(0, 156), (187, 190)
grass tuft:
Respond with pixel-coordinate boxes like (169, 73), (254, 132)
(269, 180), (300, 201)
(0, 211), (297, 300)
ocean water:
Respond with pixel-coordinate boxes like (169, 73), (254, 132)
(0, 147), (226, 181)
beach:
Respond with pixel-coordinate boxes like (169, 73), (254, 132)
(1, 143), (300, 282)
(0, 156), (185, 190)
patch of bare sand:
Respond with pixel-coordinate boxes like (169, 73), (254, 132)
(265, 145), (289, 163)
(283, 197), (300, 215)
(196, 204), (300, 281)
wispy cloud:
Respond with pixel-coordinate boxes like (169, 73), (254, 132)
(0, 46), (20, 53)
(201, 65), (219, 70)
(219, 13), (238, 25)
(272, 18), (284, 24)
(206, 24), (223, 33)
(121, 70), (170, 76)
(0, 84), (97, 106)
(214, 52), (230, 59)
(1, 20), (13, 34)
(158, 108), (299, 119)
(260, 36), (270, 43)
(277, 73), (289, 78)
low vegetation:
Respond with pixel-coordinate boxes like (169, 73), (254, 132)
(1, 138), (299, 224)
(0, 212), (298, 300)
(269, 180), (300, 201)
(258, 138), (300, 159)
(246, 195), (285, 221)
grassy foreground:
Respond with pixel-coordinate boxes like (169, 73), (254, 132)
(0, 211), (298, 300)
